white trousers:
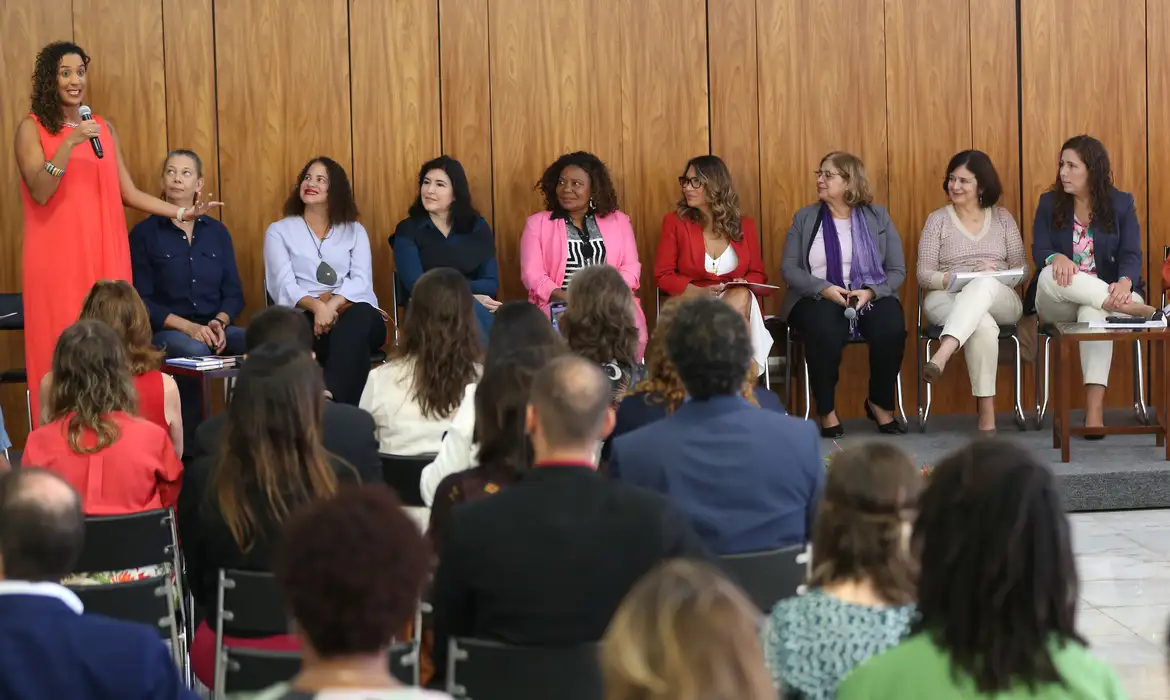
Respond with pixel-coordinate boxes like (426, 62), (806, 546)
(1034, 265), (1142, 386)
(924, 277), (1023, 397)
(717, 290), (773, 377)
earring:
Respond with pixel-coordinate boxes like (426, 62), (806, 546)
(589, 197), (595, 211)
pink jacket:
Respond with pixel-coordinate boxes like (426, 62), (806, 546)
(520, 210), (648, 359)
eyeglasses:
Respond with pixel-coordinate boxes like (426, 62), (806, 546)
(678, 176), (704, 189)
(814, 170), (844, 181)
(947, 175), (976, 186)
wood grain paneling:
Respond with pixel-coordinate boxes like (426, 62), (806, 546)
(1149, 0), (1170, 301)
(0, 0), (73, 446)
(214, 0), (352, 320)
(439, 0), (493, 225)
(1021, 0), (1147, 409)
(162, 0), (219, 204)
(487, 0), (624, 302)
(970, 0), (1021, 220)
(709, 0), (762, 225)
(619, 0), (710, 320)
(73, 0), (168, 230)
(350, 0), (441, 315)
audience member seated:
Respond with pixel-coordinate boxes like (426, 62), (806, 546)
(610, 297), (822, 555)
(520, 151), (648, 356)
(560, 264), (642, 403)
(179, 343), (363, 689)
(360, 268), (482, 456)
(780, 151), (907, 438)
(40, 280), (182, 454)
(605, 298), (783, 461)
(0, 469), (196, 700)
(655, 154), (772, 375)
(264, 156), (387, 405)
(392, 155), (500, 339)
(428, 343), (566, 551)
(918, 150), (1027, 434)
(603, 560), (775, 700)
(192, 306), (380, 483)
(765, 443), (920, 700)
(431, 355), (707, 681)
(130, 149), (247, 448)
(837, 440), (1125, 699)
(250, 486), (446, 699)
(1029, 135), (1157, 436)
(419, 301), (566, 506)
(25, 320), (182, 517)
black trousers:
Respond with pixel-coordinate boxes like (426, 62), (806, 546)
(788, 295), (906, 416)
(307, 302), (387, 405)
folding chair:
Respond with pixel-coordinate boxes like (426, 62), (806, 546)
(379, 452), (435, 508)
(0, 293), (31, 433)
(212, 570), (295, 697)
(915, 283), (1027, 432)
(784, 331), (907, 423)
(718, 543), (810, 614)
(448, 638), (603, 700)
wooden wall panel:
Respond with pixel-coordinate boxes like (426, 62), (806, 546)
(162, 0), (219, 204)
(619, 0), (710, 321)
(213, 0), (352, 321)
(757, 0), (888, 419)
(439, 0), (493, 225)
(1149, 0), (1170, 302)
(1021, 0), (1147, 409)
(487, 0), (624, 302)
(73, 0), (168, 230)
(350, 0), (441, 316)
(709, 0), (762, 226)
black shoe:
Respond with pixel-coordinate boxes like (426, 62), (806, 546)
(820, 422), (844, 439)
(1150, 309), (1166, 323)
(865, 401), (907, 434)
(1084, 423), (1106, 441)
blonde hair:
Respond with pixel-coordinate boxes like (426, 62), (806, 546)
(821, 151), (874, 207)
(676, 155), (743, 241)
(603, 560), (775, 700)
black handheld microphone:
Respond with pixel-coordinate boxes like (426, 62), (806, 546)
(843, 295), (859, 321)
(78, 105), (103, 159)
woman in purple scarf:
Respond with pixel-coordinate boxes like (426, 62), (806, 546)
(779, 152), (907, 438)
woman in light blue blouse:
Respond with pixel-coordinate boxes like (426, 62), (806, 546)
(765, 442), (921, 700)
(263, 156), (386, 405)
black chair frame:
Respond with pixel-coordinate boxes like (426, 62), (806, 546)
(447, 637), (603, 700)
(718, 543), (810, 614)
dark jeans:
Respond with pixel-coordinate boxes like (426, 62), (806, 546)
(154, 326), (248, 457)
(788, 295), (906, 416)
(308, 302), (387, 405)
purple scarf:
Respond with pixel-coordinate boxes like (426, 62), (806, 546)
(820, 204), (888, 291)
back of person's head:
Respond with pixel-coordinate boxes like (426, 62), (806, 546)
(561, 265), (639, 368)
(0, 469), (84, 582)
(475, 344), (568, 481)
(527, 354), (614, 453)
(915, 439), (1080, 693)
(79, 280), (164, 374)
(485, 301), (564, 367)
(603, 560), (774, 700)
(810, 443), (921, 604)
(666, 297), (751, 400)
(394, 267), (482, 419)
(245, 306), (314, 354)
(48, 319), (137, 454)
(213, 343), (338, 552)
(274, 485), (430, 662)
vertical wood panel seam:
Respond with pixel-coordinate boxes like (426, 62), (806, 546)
(1146, 0), (1152, 284)
(211, 0), (223, 203)
(346, 0), (355, 202)
(436, 0), (444, 154)
(1014, 0), (1024, 218)
(160, 0), (169, 153)
(751, 0), (763, 233)
(966, 0), (974, 147)
(704, 0), (712, 155)
(485, 0), (496, 232)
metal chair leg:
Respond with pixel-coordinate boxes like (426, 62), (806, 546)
(802, 355), (812, 421)
(784, 335), (793, 416)
(25, 387), (32, 435)
(1012, 334), (1026, 429)
(919, 339), (934, 432)
(1035, 335), (1051, 429)
(1134, 339), (1151, 425)
(895, 371), (907, 426)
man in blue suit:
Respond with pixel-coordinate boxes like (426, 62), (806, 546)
(0, 468), (196, 700)
(610, 296), (824, 555)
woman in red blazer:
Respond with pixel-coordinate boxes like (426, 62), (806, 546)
(655, 155), (772, 374)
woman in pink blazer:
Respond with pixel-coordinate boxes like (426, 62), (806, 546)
(520, 151), (648, 358)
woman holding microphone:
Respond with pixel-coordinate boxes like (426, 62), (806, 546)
(14, 42), (220, 422)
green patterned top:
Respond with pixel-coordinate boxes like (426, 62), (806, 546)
(764, 588), (915, 700)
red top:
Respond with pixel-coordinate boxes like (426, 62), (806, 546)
(133, 370), (168, 433)
(23, 411), (183, 515)
(654, 212), (770, 297)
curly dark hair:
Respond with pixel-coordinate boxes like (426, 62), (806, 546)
(1050, 135), (1116, 233)
(408, 155), (481, 232)
(914, 440), (1082, 694)
(559, 265), (638, 367)
(283, 156), (360, 227)
(273, 485), (431, 658)
(485, 301), (565, 367)
(535, 151), (620, 217)
(390, 267), (482, 419)
(666, 296), (751, 400)
(29, 42), (90, 135)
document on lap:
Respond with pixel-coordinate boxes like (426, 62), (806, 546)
(723, 281), (781, 290)
(946, 267), (1027, 292)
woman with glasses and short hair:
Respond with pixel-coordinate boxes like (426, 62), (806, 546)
(263, 156), (386, 405)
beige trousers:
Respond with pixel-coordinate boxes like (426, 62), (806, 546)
(924, 277), (1023, 397)
(1034, 265), (1142, 386)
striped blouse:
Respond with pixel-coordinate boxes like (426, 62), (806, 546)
(560, 213), (607, 290)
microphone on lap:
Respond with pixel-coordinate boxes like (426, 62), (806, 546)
(843, 296), (859, 321)
(78, 105), (103, 159)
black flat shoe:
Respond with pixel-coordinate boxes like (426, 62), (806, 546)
(1150, 309), (1166, 323)
(1084, 423), (1106, 441)
(865, 401), (907, 434)
(820, 423), (844, 439)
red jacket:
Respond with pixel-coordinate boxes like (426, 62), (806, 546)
(654, 212), (770, 297)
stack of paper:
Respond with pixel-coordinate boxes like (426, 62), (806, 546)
(946, 267), (1028, 292)
(166, 355), (241, 370)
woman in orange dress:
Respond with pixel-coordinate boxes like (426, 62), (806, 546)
(14, 42), (220, 423)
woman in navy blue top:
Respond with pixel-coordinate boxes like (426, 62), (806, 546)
(391, 156), (498, 340)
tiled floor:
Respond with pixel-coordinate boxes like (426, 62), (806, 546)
(1073, 510), (1170, 700)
